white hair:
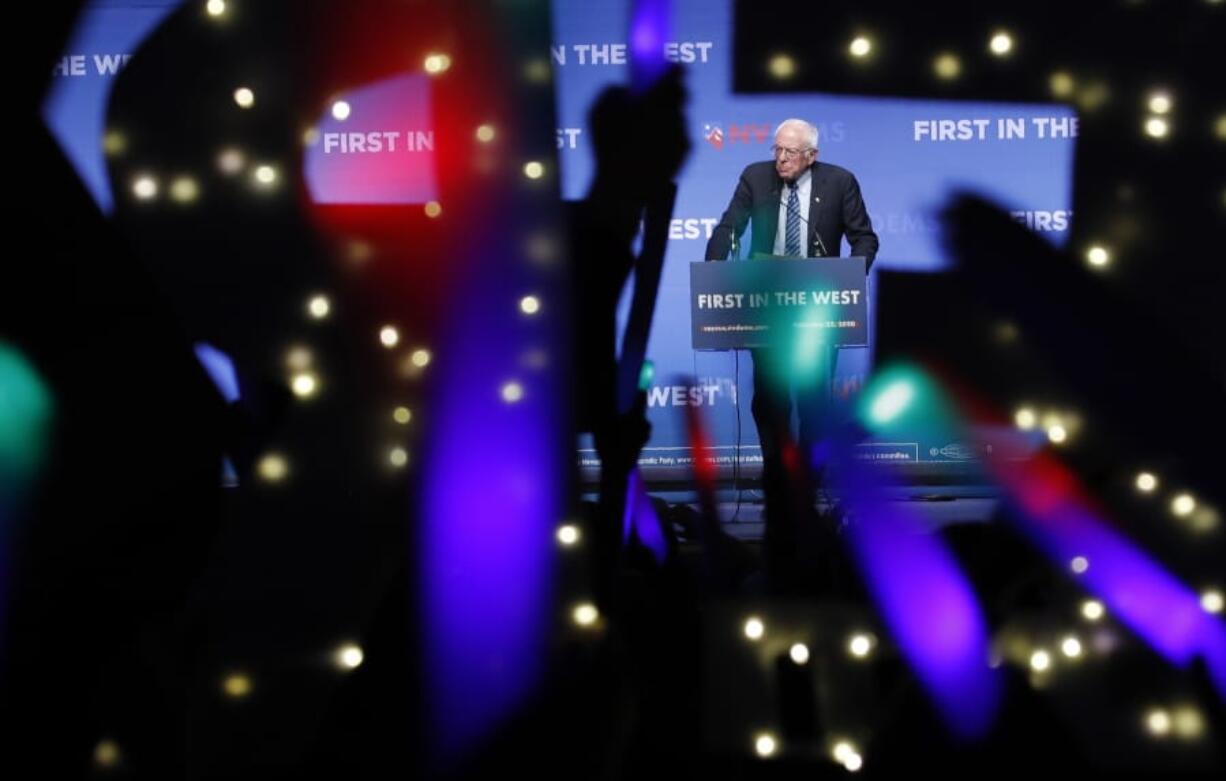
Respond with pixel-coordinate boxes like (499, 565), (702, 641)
(774, 118), (818, 150)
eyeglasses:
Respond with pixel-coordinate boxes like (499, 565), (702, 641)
(771, 145), (812, 160)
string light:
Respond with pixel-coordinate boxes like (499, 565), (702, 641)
(131, 174), (158, 200)
(331, 100), (351, 121)
(389, 447), (409, 468)
(519, 295), (541, 315)
(1070, 556), (1089, 574)
(253, 164), (278, 187)
(1147, 91), (1172, 114)
(1081, 599), (1105, 621)
(205, 0), (226, 17)
(1145, 708), (1171, 737)
(222, 672), (253, 699)
(307, 295), (330, 319)
(1014, 407), (1037, 429)
(424, 53), (452, 74)
(335, 643), (364, 670)
(233, 87), (255, 108)
(169, 176), (199, 204)
(1135, 471), (1158, 492)
(1086, 245), (1111, 267)
(989, 31), (1014, 56)
(754, 733), (777, 757)
(103, 130), (127, 156)
(1144, 116), (1170, 139)
(573, 602), (599, 627)
(789, 643), (810, 664)
(424, 201), (442, 218)
(476, 124), (496, 142)
(410, 349), (431, 367)
(849, 36), (873, 58)
(1061, 636), (1083, 658)
(1201, 589), (1224, 614)
(768, 53), (796, 79)
(256, 453), (289, 483)
(393, 406), (412, 424)
(1046, 424), (1068, 444)
(501, 381), (525, 403)
(93, 739), (121, 768)
(556, 524), (580, 546)
(932, 52), (961, 80)
(291, 372), (318, 398)
(1171, 493), (1196, 517)
(1029, 649), (1051, 671)
(380, 326), (400, 348)
(217, 147), (245, 175)
(1172, 706), (1205, 739)
(1049, 71), (1076, 98)
(523, 161), (545, 179)
(743, 617), (765, 641)
(848, 633), (874, 658)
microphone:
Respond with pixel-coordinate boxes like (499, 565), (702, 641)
(781, 184), (830, 257)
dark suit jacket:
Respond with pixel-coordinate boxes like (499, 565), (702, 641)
(705, 160), (879, 269)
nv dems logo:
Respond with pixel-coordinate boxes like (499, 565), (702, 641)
(704, 123), (724, 150)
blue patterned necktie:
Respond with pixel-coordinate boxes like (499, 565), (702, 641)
(785, 180), (802, 257)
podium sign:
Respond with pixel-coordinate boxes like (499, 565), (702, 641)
(689, 257), (868, 350)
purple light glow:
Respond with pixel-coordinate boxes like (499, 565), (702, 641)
(989, 454), (1226, 698)
(628, 0), (670, 91)
(623, 468), (668, 564)
(420, 259), (565, 760)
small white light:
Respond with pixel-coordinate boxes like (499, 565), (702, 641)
(1147, 92), (1172, 115)
(1171, 493), (1196, 516)
(743, 617), (765, 641)
(1172, 705), (1205, 739)
(832, 740), (857, 763)
(217, 147), (245, 175)
(476, 124), (496, 143)
(424, 53), (452, 74)
(380, 326), (400, 348)
(234, 87), (255, 108)
(1201, 589), (1224, 614)
(768, 53), (796, 79)
(1215, 113), (1226, 141)
(103, 130), (127, 156)
(302, 127), (319, 146)
(1086, 245), (1111, 267)
(410, 349), (431, 368)
(844, 752), (864, 772)
(1014, 407), (1037, 429)
(573, 602), (599, 627)
(285, 346), (313, 371)
(1144, 116), (1169, 139)
(501, 381), (525, 403)
(848, 633), (873, 658)
(94, 739), (122, 768)
(253, 164), (277, 186)
(1047, 424), (1068, 444)
(519, 295), (541, 315)
(754, 733), (777, 757)
(789, 643), (810, 665)
(1070, 556), (1089, 574)
(307, 295), (330, 319)
(424, 201), (442, 218)
(1050, 71), (1076, 98)
(336, 643), (364, 670)
(1061, 636), (1083, 658)
(1029, 649), (1051, 672)
(556, 524), (580, 546)
(1146, 708), (1171, 736)
(256, 453), (289, 483)
(1081, 600), (1105, 621)
(989, 32), (1014, 56)
(170, 176), (200, 204)
(331, 100), (351, 121)
(132, 175), (158, 200)
(393, 406), (412, 425)
(389, 447), (409, 468)
(849, 37), (872, 58)
(1135, 472), (1158, 492)
(206, 0), (226, 17)
(291, 372), (318, 398)
(222, 672), (253, 699)
(523, 161), (545, 180)
(932, 52), (961, 80)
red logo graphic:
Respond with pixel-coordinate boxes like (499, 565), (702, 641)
(704, 123), (723, 150)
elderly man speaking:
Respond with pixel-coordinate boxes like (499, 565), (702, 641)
(705, 118), (878, 589)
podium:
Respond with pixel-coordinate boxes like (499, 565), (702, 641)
(689, 257), (869, 350)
